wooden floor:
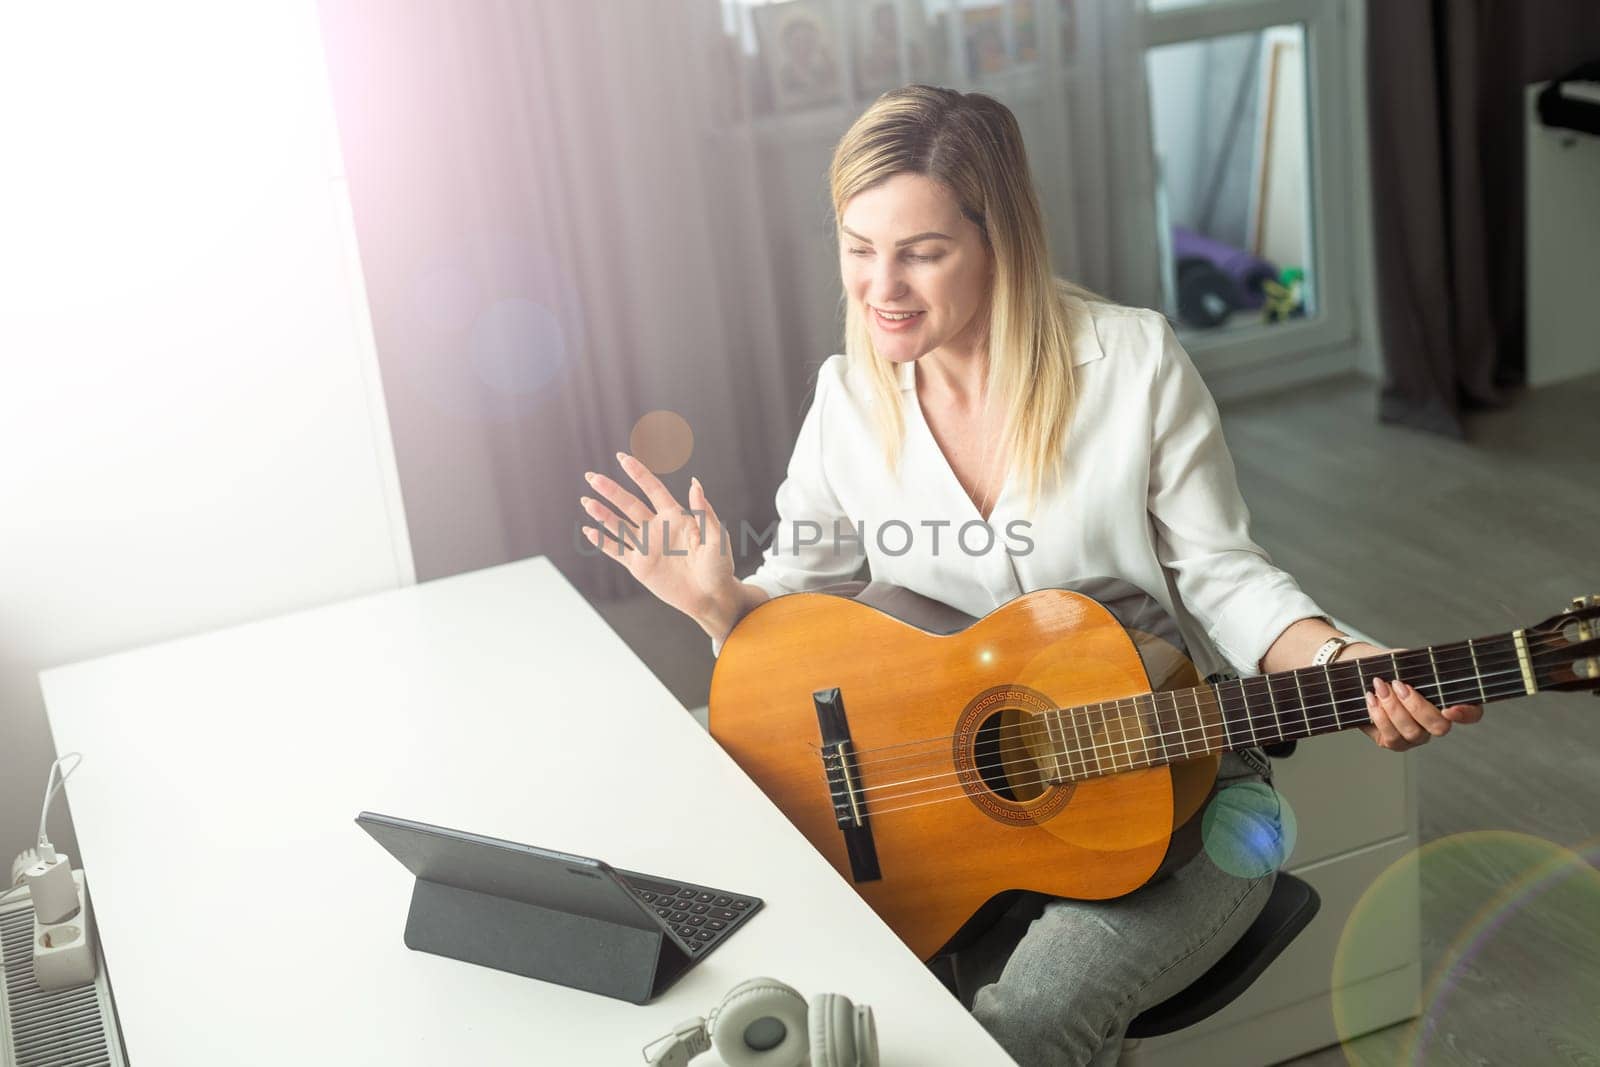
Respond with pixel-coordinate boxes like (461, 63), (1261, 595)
(1223, 372), (1600, 1066)
(594, 369), (1600, 1064)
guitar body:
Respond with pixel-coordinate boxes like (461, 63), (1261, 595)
(709, 585), (1221, 960)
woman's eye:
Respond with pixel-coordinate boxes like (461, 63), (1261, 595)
(846, 248), (940, 262)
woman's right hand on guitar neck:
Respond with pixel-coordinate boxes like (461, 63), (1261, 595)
(580, 451), (768, 645)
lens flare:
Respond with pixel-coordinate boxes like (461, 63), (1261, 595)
(1201, 780), (1297, 878)
(468, 297), (566, 395)
(629, 410), (695, 474)
(1331, 831), (1600, 1063)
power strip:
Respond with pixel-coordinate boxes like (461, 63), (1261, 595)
(31, 879), (96, 990)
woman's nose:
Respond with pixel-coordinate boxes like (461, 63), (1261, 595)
(868, 260), (908, 303)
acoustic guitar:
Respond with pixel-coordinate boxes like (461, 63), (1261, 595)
(708, 583), (1600, 960)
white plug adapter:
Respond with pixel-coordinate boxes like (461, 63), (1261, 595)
(24, 852), (80, 925)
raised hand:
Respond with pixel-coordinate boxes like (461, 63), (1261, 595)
(580, 451), (738, 629)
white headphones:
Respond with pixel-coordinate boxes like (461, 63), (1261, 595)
(643, 977), (878, 1067)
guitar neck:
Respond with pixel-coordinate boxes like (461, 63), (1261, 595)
(1059, 630), (1543, 777)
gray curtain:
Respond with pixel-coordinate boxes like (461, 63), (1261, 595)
(316, 0), (798, 598)
(1366, 0), (1600, 437)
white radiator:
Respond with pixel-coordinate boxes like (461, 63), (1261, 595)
(0, 875), (124, 1067)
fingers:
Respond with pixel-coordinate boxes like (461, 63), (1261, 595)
(584, 469), (652, 528)
(1444, 703), (1484, 724)
(581, 458), (713, 562)
(1363, 691), (1408, 750)
(689, 476), (723, 543)
(1372, 677), (1429, 748)
(1364, 676), (1458, 752)
(616, 452), (683, 517)
(1382, 677), (1453, 738)
(581, 505), (639, 560)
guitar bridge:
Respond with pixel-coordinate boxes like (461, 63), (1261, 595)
(814, 687), (882, 883)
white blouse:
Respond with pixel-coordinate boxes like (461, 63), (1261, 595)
(717, 298), (1327, 679)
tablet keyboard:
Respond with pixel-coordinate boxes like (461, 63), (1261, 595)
(617, 871), (763, 955)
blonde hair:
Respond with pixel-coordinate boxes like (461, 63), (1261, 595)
(828, 85), (1099, 513)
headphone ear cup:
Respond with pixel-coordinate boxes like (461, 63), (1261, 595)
(807, 993), (877, 1067)
(707, 978), (810, 1067)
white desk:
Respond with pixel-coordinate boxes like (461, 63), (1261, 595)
(40, 557), (1014, 1066)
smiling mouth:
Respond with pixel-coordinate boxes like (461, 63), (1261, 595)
(873, 306), (925, 322)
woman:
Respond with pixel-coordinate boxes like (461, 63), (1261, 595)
(578, 86), (1481, 1066)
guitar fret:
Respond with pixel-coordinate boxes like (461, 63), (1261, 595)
(1140, 698), (1154, 768)
(1292, 669), (1310, 738)
(1155, 693), (1172, 766)
(1114, 701), (1135, 772)
(1321, 662), (1340, 735)
(1084, 705), (1099, 777)
(1427, 647), (1443, 706)
(1069, 707), (1090, 779)
(1131, 699), (1144, 769)
(1043, 709), (1065, 783)
(1264, 673), (1281, 745)
(1057, 707), (1072, 775)
(1466, 638), (1489, 704)
(1103, 702), (1121, 772)
(1248, 675), (1277, 748)
(1095, 704), (1110, 774)
(1196, 687), (1216, 755)
(1101, 703), (1118, 773)
(1196, 687), (1219, 757)
(1240, 679), (1258, 747)
(1217, 679), (1246, 752)
(1142, 695), (1159, 770)
(1351, 657), (1371, 730)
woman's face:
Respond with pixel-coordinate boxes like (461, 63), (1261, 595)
(839, 172), (992, 366)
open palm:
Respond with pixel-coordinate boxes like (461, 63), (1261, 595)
(580, 451), (734, 622)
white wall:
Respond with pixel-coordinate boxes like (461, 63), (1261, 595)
(0, 2), (412, 870)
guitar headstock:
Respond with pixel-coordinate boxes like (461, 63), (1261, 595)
(1526, 595), (1600, 693)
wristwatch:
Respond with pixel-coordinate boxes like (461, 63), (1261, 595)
(1311, 635), (1355, 667)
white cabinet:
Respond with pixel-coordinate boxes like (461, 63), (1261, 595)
(1129, 739), (1419, 1066)
(1527, 81), (1600, 387)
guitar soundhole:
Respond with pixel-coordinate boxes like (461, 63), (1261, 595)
(956, 685), (1074, 826)
(973, 710), (1049, 802)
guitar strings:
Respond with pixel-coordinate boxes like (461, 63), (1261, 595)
(830, 655), (1534, 803)
(847, 673), (1540, 820)
(831, 650), (1535, 793)
(814, 644), (1556, 806)
(827, 637), (1558, 776)
(838, 639), (1536, 771)
(839, 639), (1544, 768)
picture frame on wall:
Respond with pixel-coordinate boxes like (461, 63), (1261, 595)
(954, 0), (1077, 79)
(961, 4), (1009, 78)
(753, 0), (844, 113)
(851, 0), (930, 100)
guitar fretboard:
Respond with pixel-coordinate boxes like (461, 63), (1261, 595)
(1045, 633), (1536, 780)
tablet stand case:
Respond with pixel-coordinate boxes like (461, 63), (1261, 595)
(403, 876), (692, 1004)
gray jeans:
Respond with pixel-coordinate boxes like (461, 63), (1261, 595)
(950, 750), (1282, 1067)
